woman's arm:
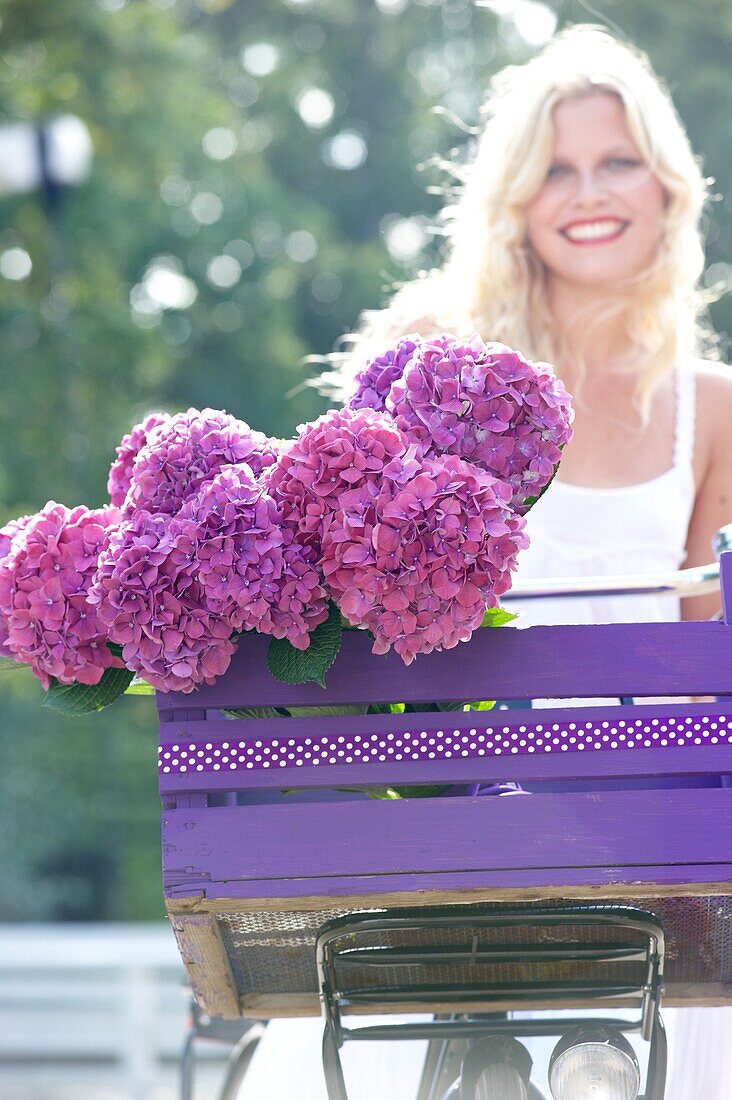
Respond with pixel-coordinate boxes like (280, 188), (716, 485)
(681, 362), (732, 621)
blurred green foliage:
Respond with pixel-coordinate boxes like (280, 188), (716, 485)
(0, 0), (729, 920)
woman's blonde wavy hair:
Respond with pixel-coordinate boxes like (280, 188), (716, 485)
(328, 24), (716, 412)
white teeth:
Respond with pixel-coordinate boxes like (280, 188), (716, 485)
(563, 219), (625, 241)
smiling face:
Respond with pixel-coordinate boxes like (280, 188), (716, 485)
(525, 92), (667, 290)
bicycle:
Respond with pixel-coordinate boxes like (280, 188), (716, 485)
(165, 525), (732, 1100)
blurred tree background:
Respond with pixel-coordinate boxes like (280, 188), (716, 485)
(0, 0), (729, 920)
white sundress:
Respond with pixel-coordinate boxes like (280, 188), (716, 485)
(509, 364), (732, 1100)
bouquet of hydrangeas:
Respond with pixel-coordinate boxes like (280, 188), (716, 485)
(0, 334), (572, 716)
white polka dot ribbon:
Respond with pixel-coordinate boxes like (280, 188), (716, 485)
(158, 713), (732, 775)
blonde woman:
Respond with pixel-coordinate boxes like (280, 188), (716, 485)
(328, 23), (732, 1100)
(337, 25), (731, 629)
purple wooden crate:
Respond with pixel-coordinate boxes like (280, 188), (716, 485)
(158, 554), (732, 1018)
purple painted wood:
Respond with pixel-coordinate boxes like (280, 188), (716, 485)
(161, 788), (732, 892)
(166, 864), (732, 902)
(157, 605), (732, 920)
(158, 702), (732, 794)
(158, 701), (732, 747)
(158, 745), (732, 795)
(156, 620), (732, 713)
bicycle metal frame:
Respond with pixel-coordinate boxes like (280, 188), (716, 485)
(317, 905), (667, 1100)
(169, 526), (731, 1099)
(180, 997), (264, 1100)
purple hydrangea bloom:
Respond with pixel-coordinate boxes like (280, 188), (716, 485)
(89, 510), (237, 693)
(0, 503), (122, 688)
(124, 408), (279, 517)
(385, 334), (574, 511)
(177, 465), (328, 650)
(0, 515), (33, 561)
(347, 335), (422, 412)
(321, 452), (527, 665)
(266, 406), (421, 549)
(0, 514), (34, 654)
(107, 412), (170, 507)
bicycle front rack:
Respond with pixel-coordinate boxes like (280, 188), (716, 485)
(317, 904), (667, 1100)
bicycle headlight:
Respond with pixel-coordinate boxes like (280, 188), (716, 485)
(548, 1026), (640, 1100)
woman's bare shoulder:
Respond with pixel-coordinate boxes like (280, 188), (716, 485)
(692, 357), (732, 409)
(691, 358), (732, 464)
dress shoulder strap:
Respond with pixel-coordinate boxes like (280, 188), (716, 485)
(673, 364), (696, 470)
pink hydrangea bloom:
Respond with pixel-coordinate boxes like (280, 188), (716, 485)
(89, 510), (237, 693)
(266, 406), (421, 549)
(0, 514), (34, 654)
(0, 503), (122, 688)
(347, 335), (422, 412)
(322, 453), (528, 664)
(124, 408), (279, 516)
(177, 465), (328, 650)
(385, 334), (574, 511)
(107, 412), (170, 507)
(0, 515), (33, 561)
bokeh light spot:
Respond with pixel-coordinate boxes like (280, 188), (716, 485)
(0, 247), (32, 281)
(322, 130), (367, 170)
(382, 216), (428, 264)
(134, 258), (198, 314)
(202, 127), (238, 161)
(207, 254), (242, 288)
(513, 0), (557, 45)
(252, 218), (284, 260)
(296, 87), (335, 129)
(310, 271), (342, 303)
(211, 302), (243, 331)
(160, 174), (192, 206)
(190, 192), (224, 225)
(285, 230), (318, 263)
(240, 42), (280, 77)
(228, 75), (259, 108)
(224, 239), (255, 269)
(239, 119), (274, 153)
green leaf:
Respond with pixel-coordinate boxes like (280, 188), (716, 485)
(365, 787), (403, 800)
(391, 784), (452, 799)
(522, 454), (563, 513)
(286, 704), (368, 717)
(466, 699), (496, 711)
(43, 665), (135, 716)
(405, 701), (465, 713)
(125, 677), (155, 696)
(481, 606), (518, 628)
(267, 601), (342, 688)
(223, 706), (285, 719)
(0, 656), (25, 672)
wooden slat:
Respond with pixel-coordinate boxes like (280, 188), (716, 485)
(162, 789), (732, 893)
(167, 912), (239, 1020)
(159, 746), (732, 795)
(157, 700), (732, 795)
(166, 865), (732, 902)
(235, 984), (732, 1019)
(156, 620), (732, 713)
(159, 700), (732, 745)
(165, 881), (732, 917)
